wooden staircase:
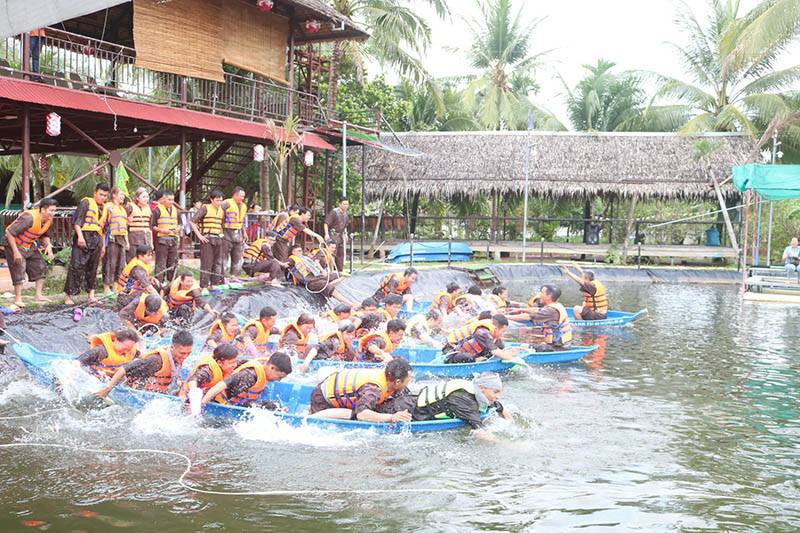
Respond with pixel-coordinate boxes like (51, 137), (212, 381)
(158, 141), (255, 199)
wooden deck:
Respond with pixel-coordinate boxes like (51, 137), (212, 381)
(351, 240), (738, 264)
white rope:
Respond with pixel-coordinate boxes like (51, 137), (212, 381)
(644, 198), (766, 230)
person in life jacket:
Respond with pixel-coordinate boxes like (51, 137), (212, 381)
(354, 312), (383, 339)
(206, 312), (241, 350)
(189, 189), (225, 288)
(453, 285), (492, 318)
(167, 272), (217, 324)
(242, 230), (284, 287)
(150, 190), (180, 283)
(103, 186), (131, 295)
(64, 182), (110, 306)
(115, 244), (159, 307)
(372, 267), (418, 306)
(219, 187), (248, 278)
(118, 293), (168, 333)
(487, 286), (522, 312)
(358, 318), (406, 363)
(241, 306), (280, 357)
(311, 240), (337, 273)
(298, 323), (358, 373)
(323, 197), (349, 272)
(201, 351), (293, 409)
(443, 314), (526, 364)
(309, 358), (414, 423)
(405, 309), (444, 348)
(516, 284), (574, 351)
(287, 244), (357, 306)
(277, 312), (316, 358)
(94, 330), (194, 398)
(272, 206), (324, 263)
(77, 328), (140, 379)
(431, 282), (461, 316)
(354, 297), (379, 318)
(320, 303), (352, 325)
(4, 198), (57, 307)
(561, 262), (609, 320)
(413, 372), (513, 442)
(127, 187), (152, 249)
(382, 294), (403, 321)
(178, 343), (239, 400)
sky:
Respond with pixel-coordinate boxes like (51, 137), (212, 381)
(377, 0), (800, 128)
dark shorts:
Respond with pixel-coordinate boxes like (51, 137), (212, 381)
(308, 385), (332, 415)
(580, 308), (607, 321)
(5, 247), (46, 285)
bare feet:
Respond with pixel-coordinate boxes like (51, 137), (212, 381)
(13, 300), (25, 308)
(34, 296), (52, 303)
(64, 297), (74, 306)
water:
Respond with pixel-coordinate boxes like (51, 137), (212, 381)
(1, 281), (800, 531)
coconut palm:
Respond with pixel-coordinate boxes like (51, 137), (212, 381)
(653, 0), (800, 149)
(460, 0), (548, 130)
(394, 79), (480, 131)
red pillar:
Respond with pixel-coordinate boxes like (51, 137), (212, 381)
(21, 106), (30, 206)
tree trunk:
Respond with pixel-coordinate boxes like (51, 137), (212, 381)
(622, 194), (638, 263)
(259, 158), (269, 211)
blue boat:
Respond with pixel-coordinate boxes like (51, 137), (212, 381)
(306, 344), (597, 377)
(387, 241), (473, 264)
(12, 344), (477, 434)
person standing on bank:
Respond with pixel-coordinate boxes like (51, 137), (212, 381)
(64, 183), (110, 305)
(150, 190), (180, 284)
(103, 186), (130, 295)
(189, 189), (225, 288)
(324, 197), (349, 272)
(221, 187), (247, 279)
(4, 198), (58, 306)
(127, 187), (152, 250)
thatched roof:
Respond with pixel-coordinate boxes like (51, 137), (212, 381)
(364, 131), (756, 199)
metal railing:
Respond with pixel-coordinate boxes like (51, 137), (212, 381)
(0, 28), (328, 129)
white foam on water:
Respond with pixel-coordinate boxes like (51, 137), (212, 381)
(0, 378), (55, 405)
(48, 359), (104, 403)
(131, 398), (203, 437)
(233, 408), (380, 448)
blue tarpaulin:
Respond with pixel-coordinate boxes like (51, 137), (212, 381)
(733, 164), (800, 200)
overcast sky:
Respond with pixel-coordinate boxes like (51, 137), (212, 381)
(376, 0), (799, 128)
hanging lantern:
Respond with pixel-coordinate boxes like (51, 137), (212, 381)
(253, 144), (265, 162)
(256, 0), (273, 12)
(39, 155), (49, 173)
(81, 45), (95, 56)
(45, 112), (61, 137)
(304, 149), (314, 167)
(304, 19), (321, 33)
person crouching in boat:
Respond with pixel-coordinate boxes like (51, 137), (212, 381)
(178, 343), (239, 402)
(431, 282), (461, 316)
(206, 312), (241, 350)
(516, 284), (573, 352)
(165, 272), (218, 326)
(298, 323), (358, 373)
(454, 285), (492, 318)
(200, 352), (293, 409)
(354, 312), (383, 339)
(277, 313), (316, 358)
(487, 286), (522, 312)
(240, 306), (279, 357)
(94, 330), (194, 399)
(309, 358), (414, 423)
(413, 372), (513, 442)
(373, 268), (417, 307)
(118, 293), (169, 335)
(358, 318), (406, 363)
(405, 309), (443, 348)
(443, 314), (524, 364)
(77, 329), (140, 379)
(382, 294), (403, 321)
(560, 262), (608, 321)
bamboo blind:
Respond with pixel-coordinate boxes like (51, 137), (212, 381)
(133, 0), (225, 82)
(222, 0), (289, 84)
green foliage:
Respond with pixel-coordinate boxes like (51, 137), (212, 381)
(605, 245), (624, 265)
(336, 76), (411, 130)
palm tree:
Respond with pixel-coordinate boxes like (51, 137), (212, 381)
(460, 0), (548, 130)
(653, 0), (800, 150)
(394, 79), (479, 131)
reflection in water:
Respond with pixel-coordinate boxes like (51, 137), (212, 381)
(0, 282), (799, 530)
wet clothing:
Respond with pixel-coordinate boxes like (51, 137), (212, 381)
(151, 204), (180, 283)
(220, 367), (261, 407)
(526, 304), (572, 348)
(103, 237), (127, 286)
(305, 273), (340, 298)
(242, 240), (281, 280)
(413, 389), (503, 429)
(309, 381), (384, 416)
(272, 216), (307, 262)
(121, 351), (175, 392)
(372, 273), (412, 303)
(115, 263), (153, 307)
(118, 296), (167, 328)
(444, 326), (503, 364)
(579, 279), (608, 318)
(324, 207), (348, 271)
(278, 326), (308, 357)
(359, 333), (392, 363)
(192, 205), (225, 287)
(5, 212), (48, 285)
(64, 198), (106, 296)
(221, 200), (246, 276)
(580, 308), (607, 321)
(126, 203), (152, 248)
(316, 332), (357, 361)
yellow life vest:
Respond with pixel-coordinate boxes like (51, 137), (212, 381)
(357, 331), (394, 360)
(312, 247), (334, 269)
(242, 319), (271, 351)
(87, 332), (135, 378)
(487, 294), (507, 309)
(14, 209), (51, 251)
(137, 348), (174, 393)
(115, 257), (152, 295)
(223, 199), (247, 230)
(243, 239), (268, 262)
(320, 331), (348, 357)
(446, 319), (496, 355)
(201, 203), (224, 236)
(81, 197), (108, 233)
(207, 319), (237, 344)
(321, 368), (391, 409)
(267, 212), (286, 232)
(543, 303), (573, 345)
(431, 291), (457, 313)
(133, 294), (167, 325)
(156, 204), (179, 237)
(582, 280), (608, 313)
(167, 278), (199, 309)
(288, 254), (322, 285)
(527, 292), (543, 308)
(216, 358), (268, 406)
(129, 202), (151, 233)
(416, 379), (476, 418)
(178, 355), (225, 398)
(274, 217), (300, 241)
(108, 203), (128, 236)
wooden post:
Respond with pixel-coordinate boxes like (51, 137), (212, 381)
(622, 194), (638, 263)
(191, 141), (200, 203)
(22, 33), (30, 80)
(21, 106), (30, 207)
(287, 26), (296, 115)
(179, 133), (187, 206)
(741, 190), (751, 293)
(712, 174), (739, 254)
(491, 190), (498, 243)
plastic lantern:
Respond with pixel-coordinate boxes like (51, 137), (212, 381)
(304, 19), (321, 33)
(39, 155), (49, 173)
(81, 45), (95, 56)
(45, 112), (61, 137)
(257, 0), (273, 11)
(304, 149), (314, 167)
(253, 144), (265, 162)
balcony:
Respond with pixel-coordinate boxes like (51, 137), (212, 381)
(0, 28), (328, 130)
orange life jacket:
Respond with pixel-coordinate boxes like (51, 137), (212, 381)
(14, 209), (51, 251)
(242, 319), (271, 352)
(543, 303), (573, 345)
(431, 291), (457, 313)
(137, 349), (175, 393)
(243, 239), (268, 262)
(445, 319), (497, 355)
(321, 369), (392, 410)
(166, 278), (198, 309)
(216, 358), (269, 406)
(178, 356), (225, 398)
(278, 323), (308, 356)
(156, 203), (179, 237)
(357, 331), (394, 360)
(378, 273), (410, 296)
(115, 257), (151, 295)
(582, 280), (608, 313)
(133, 294), (167, 325)
(108, 203), (128, 236)
(207, 320), (237, 344)
(87, 332), (136, 378)
(320, 331), (348, 358)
